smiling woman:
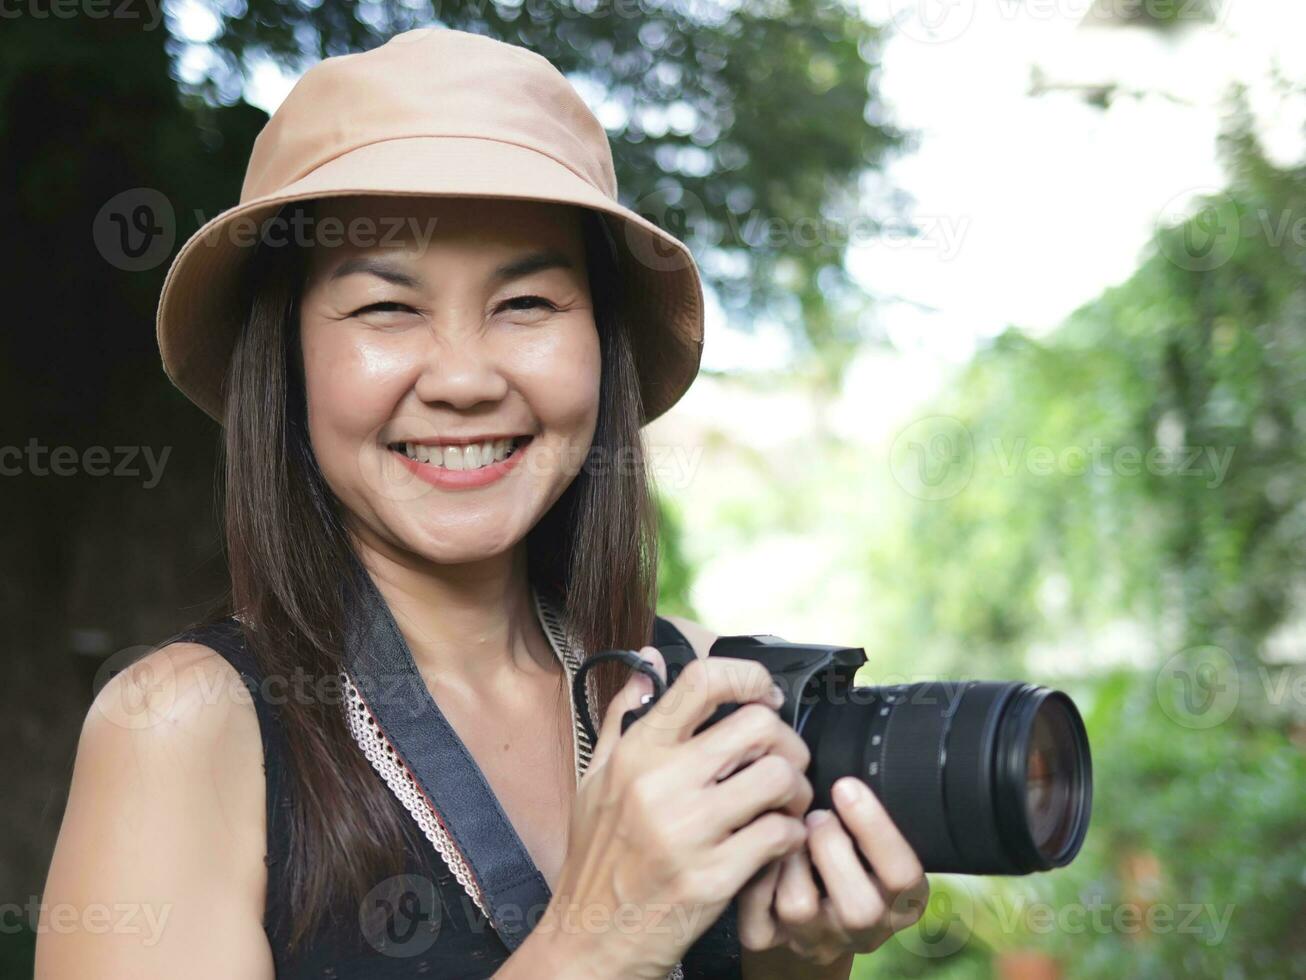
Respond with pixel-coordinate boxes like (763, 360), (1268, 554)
(35, 25), (913, 980)
(294, 195), (604, 562)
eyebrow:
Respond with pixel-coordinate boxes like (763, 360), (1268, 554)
(326, 249), (574, 289)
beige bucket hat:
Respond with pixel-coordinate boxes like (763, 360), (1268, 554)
(155, 27), (704, 425)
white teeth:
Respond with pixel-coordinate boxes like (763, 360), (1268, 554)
(397, 438), (521, 470)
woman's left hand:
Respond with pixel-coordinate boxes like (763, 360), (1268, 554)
(737, 775), (930, 975)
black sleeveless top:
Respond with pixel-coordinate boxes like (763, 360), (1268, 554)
(171, 610), (742, 979)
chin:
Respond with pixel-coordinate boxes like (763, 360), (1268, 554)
(396, 513), (530, 566)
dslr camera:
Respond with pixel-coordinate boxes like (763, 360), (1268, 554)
(576, 635), (1092, 875)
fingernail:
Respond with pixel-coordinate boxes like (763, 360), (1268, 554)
(806, 809), (832, 827)
(768, 683), (786, 709)
(833, 778), (866, 806)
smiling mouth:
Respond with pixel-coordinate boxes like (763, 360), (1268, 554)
(386, 435), (533, 471)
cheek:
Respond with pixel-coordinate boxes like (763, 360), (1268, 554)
(519, 321), (602, 438)
(299, 327), (416, 480)
(302, 328), (411, 422)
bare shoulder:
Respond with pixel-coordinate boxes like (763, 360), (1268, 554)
(660, 614), (719, 661)
(36, 640), (273, 979)
(91, 639), (261, 738)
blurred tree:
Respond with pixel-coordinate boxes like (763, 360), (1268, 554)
(859, 93), (1306, 976)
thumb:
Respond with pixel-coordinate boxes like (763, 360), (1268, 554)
(587, 645), (666, 773)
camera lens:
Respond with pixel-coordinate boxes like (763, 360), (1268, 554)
(803, 681), (1092, 875)
(1025, 696), (1078, 859)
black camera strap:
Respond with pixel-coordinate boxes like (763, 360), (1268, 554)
(341, 569), (549, 953)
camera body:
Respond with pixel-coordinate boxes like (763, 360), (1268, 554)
(618, 635), (1094, 876)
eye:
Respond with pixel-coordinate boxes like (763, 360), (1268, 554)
(350, 301), (417, 317)
(498, 295), (557, 314)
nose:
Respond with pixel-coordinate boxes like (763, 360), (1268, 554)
(411, 324), (510, 410)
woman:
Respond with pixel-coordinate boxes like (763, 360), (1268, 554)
(37, 28), (927, 980)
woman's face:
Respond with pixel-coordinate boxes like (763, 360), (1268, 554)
(297, 195), (601, 566)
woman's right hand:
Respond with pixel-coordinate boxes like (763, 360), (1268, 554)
(525, 648), (814, 980)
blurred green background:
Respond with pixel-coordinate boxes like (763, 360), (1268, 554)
(3, 1), (1304, 977)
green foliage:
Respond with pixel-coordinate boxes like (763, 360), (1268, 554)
(857, 99), (1306, 975)
(656, 492), (698, 619)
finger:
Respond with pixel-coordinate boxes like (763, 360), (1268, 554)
(773, 848), (823, 936)
(735, 859), (785, 952)
(642, 656), (779, 743)
(708, 811), (806, 900)
(586, 645), (665, 773)
(685, 702), (811, 785)
(706, 753), (813, 826)
(804, 809), (888, 939)
(830, 777), (926, 896)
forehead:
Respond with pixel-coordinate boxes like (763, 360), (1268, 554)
(303, 195), (587, 267)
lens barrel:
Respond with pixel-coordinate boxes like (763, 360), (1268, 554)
(803, 681), (1093, 875)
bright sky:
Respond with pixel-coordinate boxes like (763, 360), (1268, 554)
(825, 0), (1306, 443)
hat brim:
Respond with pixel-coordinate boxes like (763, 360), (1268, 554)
(156, 135), (704, 425)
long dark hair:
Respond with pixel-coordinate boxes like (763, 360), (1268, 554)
(213, 198), (659, 951)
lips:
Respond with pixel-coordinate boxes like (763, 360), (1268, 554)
(386, 435), (535, 490)
(386, 435), (530, 471)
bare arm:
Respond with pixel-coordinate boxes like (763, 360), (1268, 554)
(35, 642), (275, 980)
